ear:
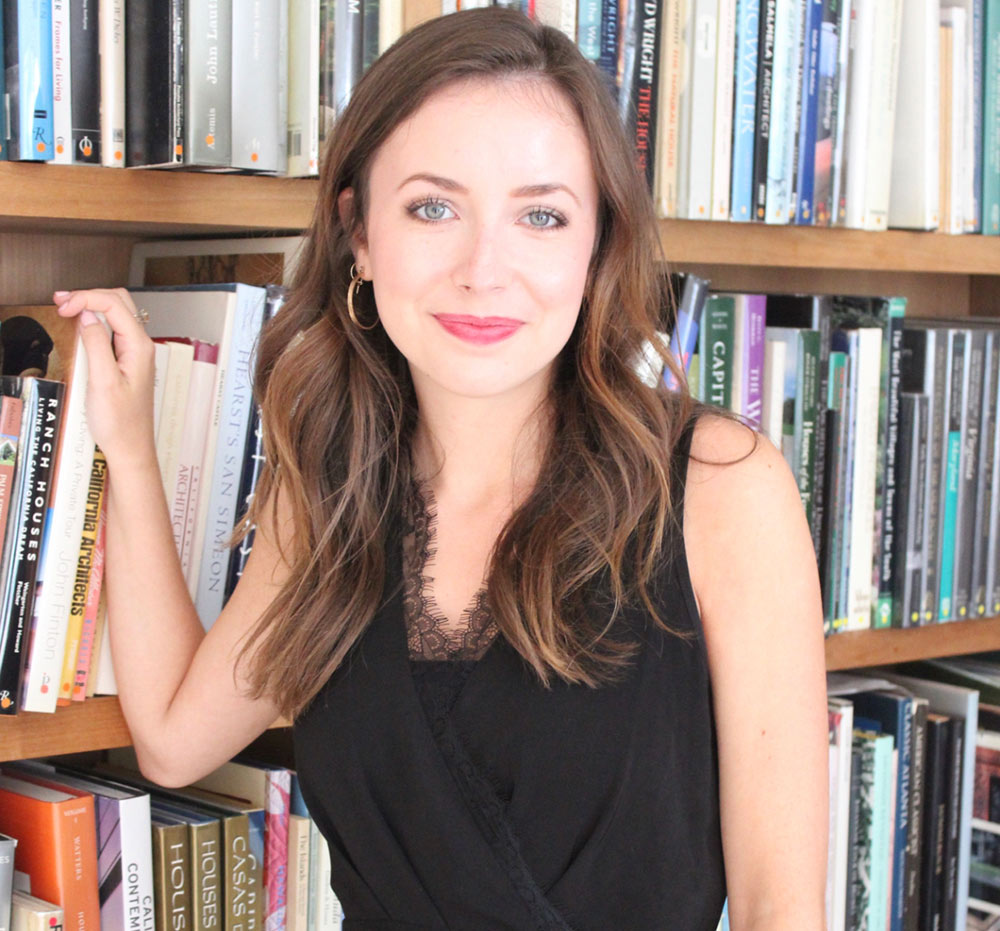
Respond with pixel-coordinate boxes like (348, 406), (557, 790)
(337, 187), (372, 278)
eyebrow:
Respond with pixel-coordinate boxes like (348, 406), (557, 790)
(398, 172), (581, 207)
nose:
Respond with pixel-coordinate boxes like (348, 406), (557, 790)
(451, 219), (510, 293)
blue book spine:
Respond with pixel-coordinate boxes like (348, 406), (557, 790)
(794, 0), (823, 223)
(577, 0), (602, 60)
(665, 309), (700, 390)
(764, 0), (799, 223)
(14, 0), (54, 160)
(597, 0), (619, 101)
(731, 0), (761, 221)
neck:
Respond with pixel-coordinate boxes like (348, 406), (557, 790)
(409, 374), (554, 509)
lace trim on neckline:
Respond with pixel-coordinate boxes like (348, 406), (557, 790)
(401, 476), (499, 662)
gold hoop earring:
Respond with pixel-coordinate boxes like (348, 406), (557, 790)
(347, 263), (378, 331)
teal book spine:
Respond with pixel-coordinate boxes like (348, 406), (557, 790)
(868, 731), (894, 931)
(939, 330), (965, 620)
(985, 0), (1000, 233)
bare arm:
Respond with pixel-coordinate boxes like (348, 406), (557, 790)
(55, 288), (290, 787)
(684, 414), (829, 930)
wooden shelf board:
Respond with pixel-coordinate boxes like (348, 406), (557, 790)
(825, 614), (1000, 670)
(660, 219), (1000, 275)
(0, 697), (290, 762)
(0, 162), (319, 234)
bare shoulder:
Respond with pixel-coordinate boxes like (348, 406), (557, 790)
(681, 411), (810, 620)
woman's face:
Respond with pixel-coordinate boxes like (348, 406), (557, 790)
(350, 76), (600, 403)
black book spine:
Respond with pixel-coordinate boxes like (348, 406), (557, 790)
(844, 745), (863, 930)
(125, 0), (171, 166)
(0, 379), (65, 714)
(941, 716), (963, 930)
(617, 0), (661, 190)
(70, 0), (101, 163)
(904, 698), (928, 931)
(0, 0), (6, 161)
(957, 329), (986, 619)
(597, 0), (621, 103)
(752, 0), (777, 221)
(170, 0), (184, 163)
(919, 714), (948, 931)
(2, 0), (20, 154)
(893, 394), (916, 627)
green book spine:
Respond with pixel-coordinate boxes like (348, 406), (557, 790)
(700, 295), (736, 411)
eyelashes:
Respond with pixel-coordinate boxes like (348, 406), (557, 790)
(404, 195), (569, 231)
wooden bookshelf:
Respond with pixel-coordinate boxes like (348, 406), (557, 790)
(0, 616), (997, 761)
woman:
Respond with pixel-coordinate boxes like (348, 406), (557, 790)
(54, 8), (828, 928)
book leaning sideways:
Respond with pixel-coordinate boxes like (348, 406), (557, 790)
(0, 306), (97, 713)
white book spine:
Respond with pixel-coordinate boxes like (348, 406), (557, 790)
(942, 6), (967, 234)
(98, 0), (125, 167)
(832, 701), (854, 931)
(286, 0), (321, 178)
(152, 342), (168, 436)
(761, 338), (787, 449)
(315, 841), (343, 930)
(173, 357), (217, 584)
(378, 0), (404, 54)
(781, 0), (805, 223)
(685, 0), (719, 218)
(842, 0), (875, 228)
(22, 357), (97, 713)
(195, 286), (267, 629)
(887, 0), (940, 229)
(119, 795), (155, 931)
(860, 0), (904, 229)
(844, 327), (882, 631)
(156, 343), (195, 501)
(711, 0), (737, 220)
(655, 0), (687, 217)
(51, 0), (71, 164)
(231, 0), (281, 171)
(675, 0), (696, 216)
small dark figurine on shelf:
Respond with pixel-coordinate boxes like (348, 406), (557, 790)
(50, 7), (828, 929)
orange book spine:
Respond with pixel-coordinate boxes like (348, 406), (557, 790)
(0, 782), (100, 931)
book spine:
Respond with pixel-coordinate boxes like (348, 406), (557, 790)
(684, 0), (717, 217)
(893, 395), (921, 627)
(187, 0), (233, 167)
(971, 0), (985, 233)
(619, 0), (662, 190)
(56, 449), (105, 706)
(921, 329), (947, 624)
(118, 795), (154, 931)
(794, 0), (823, 222)
(875, 299), (905, 628)
(596, 0), (620, 98)
(828, 0), (852, 223)
(824, 351), (847, 628)
(189, 821), (222, 931)
(753, 0), (777, 220)
(333, 0), (363, 115)
(264, 770), (291, 931)
(4, 381), (64, 714)
(7, 0), (55, 160)
(954, 329), (985, 620)
(71, 491), (106, 701)
(730, 0), (761, 222)
(0, 395), (24, 561)
(797, 330), (820, 539)
(0, 4), (6, 162)
(577, 0), (601, 59)
(841, 0), (875, 228)
(22, 349), (96, 713)
(972, 332), (998, 615)
(837, 333), (860, 631)
(711, 0), (737, 219)
(153, 823), (191, 931)
(850, 733), (876, 924)
(812, 0), (840, 224)
(942, 717), (964, 929)
(51, 0), (71, 164)
(701, 296), (736, 411)
(231, 0), (279, 171)
(743, 295), (767, 428)
(362, 0), (379, 71)
(655, 0), (685, 217)
(764, 0), (800, 223)
(285, 0), (319, 177)
(0, 836), (14, 931)
(69, 0), (100, 164)
(869, 733), (894, 931)
(98, 0), (126, 166)
(984, 0), (1000, 233)
(938, 329), (964, 620)
(988, 330), (1000, 614)
(285, 816), (309, 931)
(195, 287), (266, 628)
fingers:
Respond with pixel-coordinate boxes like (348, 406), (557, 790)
(53, 287), (147, 343)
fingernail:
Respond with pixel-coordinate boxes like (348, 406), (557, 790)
(53, 290), (69, 298)
(80, 310), (99, 327)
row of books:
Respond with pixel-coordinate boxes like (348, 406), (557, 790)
(6, 0), (998, 238)
(0, 752), (345, 931)
(0, 0), (406, 174)
(639, 0), (1000, 234)
(0, 283), (279, 716)
(664, 280), (1000, 633)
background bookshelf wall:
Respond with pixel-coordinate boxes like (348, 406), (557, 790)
(2, 126), (1000, 760)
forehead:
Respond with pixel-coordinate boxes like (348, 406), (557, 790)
(368, 76), (597, 193)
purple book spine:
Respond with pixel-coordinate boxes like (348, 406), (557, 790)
(744, 295), (768, 427)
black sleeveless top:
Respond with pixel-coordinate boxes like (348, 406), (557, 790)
(293, 417), (726, 930)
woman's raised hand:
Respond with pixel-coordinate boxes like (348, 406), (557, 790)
(53, 287), (157, 468)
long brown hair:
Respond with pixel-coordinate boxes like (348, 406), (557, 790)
(239, 6), (699, 718)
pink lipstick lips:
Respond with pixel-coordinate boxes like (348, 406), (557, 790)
(433, 314), (524, 345)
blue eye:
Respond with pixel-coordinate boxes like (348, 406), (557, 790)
(408, 198), (454, 222)
(524, 208), (567, 230)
